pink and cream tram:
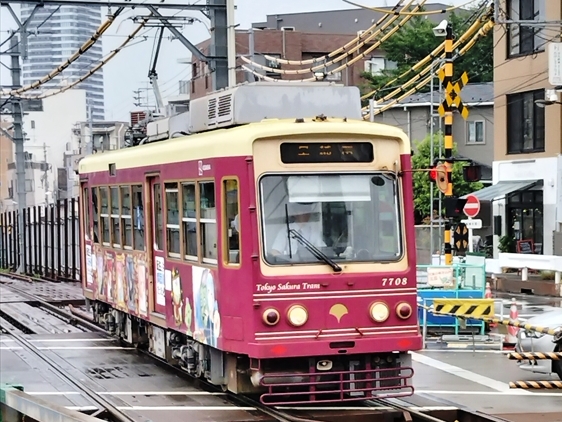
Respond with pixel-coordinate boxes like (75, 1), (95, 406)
(78, 83), (422, 405)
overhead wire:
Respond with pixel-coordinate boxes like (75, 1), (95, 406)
(242, 0), (428, 83)
(260, 0), (406, 67)
(343, 0), (481, 16)
(367, 18), (495, 117)
(1, 7), (125, 96)
(242, 0), (418, 76)
(361, 4), (492, 101)
(12, 17), (150, 100)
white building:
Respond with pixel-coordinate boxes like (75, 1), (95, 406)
(468, 155), (562, 281)
(6, 89), (87, 206)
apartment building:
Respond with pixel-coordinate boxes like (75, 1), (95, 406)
(469, 0), (562, 258)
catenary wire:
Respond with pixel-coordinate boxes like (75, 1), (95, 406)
(1, 7), (125, 96)
(259, 0), (406, 67)
(360, 6), (491, 101)
(242, 0), (418, 75)
(242, 0), (427, 83)
(12, 18), (150, 100)
(367, 18), (495, 117)
(343, 0), (481, 16)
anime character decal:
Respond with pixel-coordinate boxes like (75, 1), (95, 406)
(126, 255), (137, 312)
(184, 298), (193, 336)
(192, 267), (220, 348)
(171, 268), (183, 326)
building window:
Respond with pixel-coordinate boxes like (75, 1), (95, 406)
(507, 0), (545, 57)
(507, 90), (545, 154)
(467, 121), (485, 144)
(24, 179), (34, 192)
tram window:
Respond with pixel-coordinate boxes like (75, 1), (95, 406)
(121, 186), (133, 249)
(153, 183), (163, 250)
(223, 179), (240, 264)
(82, 187), (90, 238)
(110, 186), (121, 248)
(165, 183), (180, 257)
(132, 185), (145, 251)
(91, 187), (99, 243)
(200, 181), (217, 263)
(182, 182), (197, 261)
(99, 186), (110, 244)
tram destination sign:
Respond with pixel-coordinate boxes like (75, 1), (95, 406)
(280, 142), (374, 164)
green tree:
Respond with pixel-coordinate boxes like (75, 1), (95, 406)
(412, 133), (483, 222)
(361, 9), (493, 99)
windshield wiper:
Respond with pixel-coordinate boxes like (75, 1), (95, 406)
(289, 229), (342, 272)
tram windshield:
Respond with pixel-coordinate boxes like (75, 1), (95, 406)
(259, 173), (403, 267)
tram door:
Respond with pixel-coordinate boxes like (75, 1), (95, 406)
(147, 175), (166, 315)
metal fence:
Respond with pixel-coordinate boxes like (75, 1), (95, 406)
(0, 198), (81, 281)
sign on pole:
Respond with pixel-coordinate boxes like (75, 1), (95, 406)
(463, 194), (480, 218)
(548, 43), (562, 86)
(461, 219), (482, 229)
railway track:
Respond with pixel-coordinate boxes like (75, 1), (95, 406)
(0, 276), (519, 422)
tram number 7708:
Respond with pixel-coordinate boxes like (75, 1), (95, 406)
(382, 277), (408, 287)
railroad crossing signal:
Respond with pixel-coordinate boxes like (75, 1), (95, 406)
(454, 222), (469, 252)
(437, 71), (469, 120)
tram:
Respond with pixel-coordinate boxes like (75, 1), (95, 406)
(78, 83), (421, 405)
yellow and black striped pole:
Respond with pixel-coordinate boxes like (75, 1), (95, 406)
(443, 23), (454, 266)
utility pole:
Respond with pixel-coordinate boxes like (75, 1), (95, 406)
(88, 99), (94, 154)
(9, 37), (27, 273)
(443, 24), (454, 266)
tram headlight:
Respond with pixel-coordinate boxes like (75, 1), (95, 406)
(396, 302), (413, 319)
(262, 308), (280, 326)
(287, 305), (308, 327)
(369, 302), (390, 323)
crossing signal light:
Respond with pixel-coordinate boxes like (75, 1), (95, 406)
(463, 165), (482, 182)
(428, 164), (448, 194)
(444, 197), (468, 218)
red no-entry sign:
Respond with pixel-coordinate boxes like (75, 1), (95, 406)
(463, 194), (480, 218)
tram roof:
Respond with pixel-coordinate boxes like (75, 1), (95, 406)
(78, 118), (410, 174)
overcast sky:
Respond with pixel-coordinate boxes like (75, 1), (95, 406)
(1, 0), (468, 122)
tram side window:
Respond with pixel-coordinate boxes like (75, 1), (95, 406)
(165, 183), (180, 258)
(132, 185), (145, 251)
(99, 187), (110, 244)
(200, 181), (217, 263)
(110, 186), (121, 248)
(182, 182), (197, 261)
(223, 179), (240, 264)
(91, 187), (99, 243)
(153, 183), (163, 250)
(82, 186), (90, 239)
(121, 186), (133, 249)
